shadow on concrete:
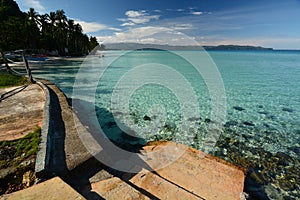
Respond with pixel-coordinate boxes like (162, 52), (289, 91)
(69, 98), (161, 199)
(46, 86), (68, 175)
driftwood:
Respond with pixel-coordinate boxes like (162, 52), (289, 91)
(22, 52), (35, 83)
(0, 49), (13, 74)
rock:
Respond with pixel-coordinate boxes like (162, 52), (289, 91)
(106, 121), (117, 128)
(0, 167), (17, 179)
(275, 152), (292, 166)
(224, 121), (238, 127)
(266, 115), (276, 120)
(278, 178), (296, 191)
(233, 106), (245, 111)
(288, 146), (300, 155)
(0, 146), (16, 160)
(258, 111), (269, 115)
(22, 171), (35, 187)
(204, 118), (211, 123)
(188, 117), (201, 121)
(282, 107), (294, 113)
(143, 115), (151, 121)
(283, 196), (296, 200)
(20, 157), (35, 167)
(243, 121), (255, 126)
(240, 192), (249, 200)
(249, 171), (266, 185)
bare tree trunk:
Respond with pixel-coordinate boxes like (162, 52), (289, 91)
(0, 49), (13, 74)
(22, 52), (35, 83)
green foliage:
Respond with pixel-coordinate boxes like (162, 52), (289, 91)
(0, 0), (24, 20)
(0, 127), (41, 168)
(0, 0), (99, 55)
(0, 74), (28, 88)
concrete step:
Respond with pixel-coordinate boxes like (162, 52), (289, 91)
(0, 177), (85, 200)
(137, 141), (246, 200)
(124, 167), (204, 200)
(87, 177), (151, 200)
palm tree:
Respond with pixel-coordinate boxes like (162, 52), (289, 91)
(25, 8), (40, 49)
(39, 14), (49, 33)
(55, 9), (67, 27)
(27, 8), (39, 26)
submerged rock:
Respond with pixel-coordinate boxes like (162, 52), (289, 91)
(243, 121), (255, 127)
(282, 107), (294, 113)
(233, 106), (245, 111)
(188, 117), (201, 121)
(250, 171), (266, 185)
(288, 146), (300, 155)
(143, 115), (151, 121)
(275, 152), (293, 166)
(266, 115), (276, 120)
(258, 111), (269, 115)
(224, 121), (238, 127)
(204, 118), (211, 123)
(106, 121), (117, 128)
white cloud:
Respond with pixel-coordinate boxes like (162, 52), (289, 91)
(118, 10), (160, 26)
(96, 26), (198, 46)
(121, 22), (136, 26)
(172, 23), (194, 30)
(191, 11), (203, 15)
(18, 0), (45, 13)
(125, 10), (146, 18)
(74, 19), (121, 33)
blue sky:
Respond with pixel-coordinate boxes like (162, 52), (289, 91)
(16, 0), (300, 49)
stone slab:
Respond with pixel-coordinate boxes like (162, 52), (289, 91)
(89, 177), (150, 200)
(0, 177), (85, 200)
(138, 141), (246, 200)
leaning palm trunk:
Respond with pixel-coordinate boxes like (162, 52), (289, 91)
(22, 52), (35, 83)
(0, 49), (13, 74)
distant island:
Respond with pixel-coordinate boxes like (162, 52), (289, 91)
(104, 43), (274, 51)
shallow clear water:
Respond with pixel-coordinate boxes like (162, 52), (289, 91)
(30, 50), (300, 199)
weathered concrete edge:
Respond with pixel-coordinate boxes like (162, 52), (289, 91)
(34, 80), (51, 177)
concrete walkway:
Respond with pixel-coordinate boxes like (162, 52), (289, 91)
(0, 84), (45, 141)
(1, 80), (246, 199)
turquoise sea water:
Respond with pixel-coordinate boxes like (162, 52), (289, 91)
(30, 50), (300, 199)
